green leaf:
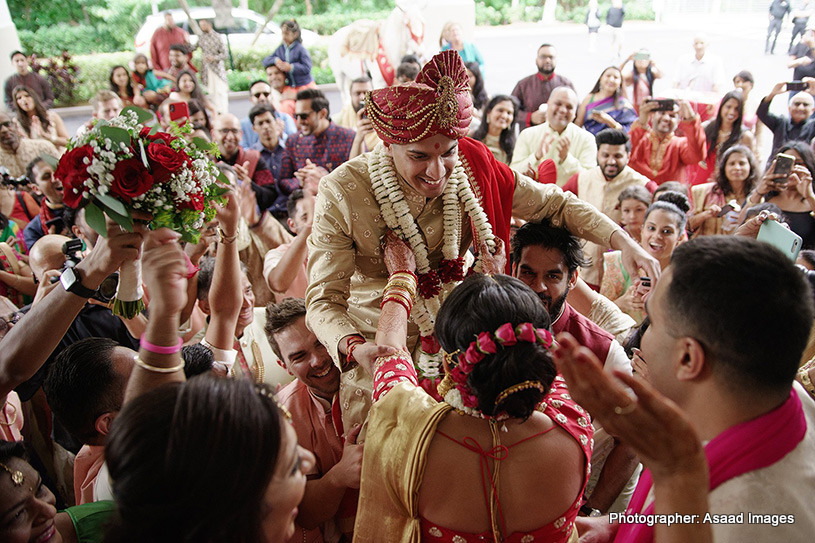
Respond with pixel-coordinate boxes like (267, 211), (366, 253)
(97, 201), (134, 232)
(99, 125), (131, 148)
(216, 171), (230, 186)
(94, 192), (128, 216)
(84, 201), (108, 238)
(121, 105), (154, 125)
(149, 124), (160, 135)
(211, 184), (230, 197)
(192, 137), (211, 151)
(39, 153), (59, 169)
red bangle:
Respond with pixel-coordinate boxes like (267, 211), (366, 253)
(381, 293), (412, 316)
(140, 334), (183, 355)
(345, 335), (366, 364)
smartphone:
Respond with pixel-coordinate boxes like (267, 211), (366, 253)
(757, 220), (802, 261)
(634, 51), (651, 61)
(169, 102), (190, 126)
(787, 81), (809, 92)
(647, 98), (676, 111)
(716, 204), (735, 217)
(773, 153), (796, 178)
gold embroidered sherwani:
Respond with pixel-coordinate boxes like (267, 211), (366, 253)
(306, 141), (623, 430)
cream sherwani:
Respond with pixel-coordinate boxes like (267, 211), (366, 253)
(510, 122), (597, 187)
(574, 165), (652, 286)
(306, 144), (623, 430)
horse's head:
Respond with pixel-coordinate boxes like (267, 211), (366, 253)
(396, 0), (426, 47)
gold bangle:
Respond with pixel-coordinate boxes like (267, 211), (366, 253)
(134, 355), (185, 374)
(218, 227), (237, 244)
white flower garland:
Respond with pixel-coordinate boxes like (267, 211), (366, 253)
(369, 143), (497, 378)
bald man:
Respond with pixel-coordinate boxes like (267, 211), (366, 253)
(213, 113), (276, 187)
(28, 234), (71, 285)
(511, 86), (598, 186)
(757, 80), (815, 162)
(16, 235), (139, 403)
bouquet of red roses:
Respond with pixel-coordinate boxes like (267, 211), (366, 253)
(54, 106), (226, 317)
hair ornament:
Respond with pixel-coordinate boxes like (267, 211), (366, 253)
(447, 322), (553, 411)
(494, 380), (546, 409)
(0, 461), (24, 487)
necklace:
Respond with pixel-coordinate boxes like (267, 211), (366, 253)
(369, 144), (496, 380)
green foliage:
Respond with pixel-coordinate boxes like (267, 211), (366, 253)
(475, 1), (542, 26)
(557, 1), (654, 24)
(71, 52), (135, 107)
(13, 0), (155, 55)
(230, 48), (267, 73)
(226, 68), (267, 92)
(31, 53), (81, 107)
(292, 10), (391, 36)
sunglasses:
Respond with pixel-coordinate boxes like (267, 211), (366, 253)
(294, 111), (314, 120)
(252, 91), (271, 99)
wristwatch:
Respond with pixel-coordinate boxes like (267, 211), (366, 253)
(60, 267), (96, 298)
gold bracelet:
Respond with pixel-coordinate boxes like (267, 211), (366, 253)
(218, 227), (237, 244)
(134, 355), (185, 374)
(385, 279), (416, 299)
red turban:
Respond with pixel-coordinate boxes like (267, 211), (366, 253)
(365, 50), (473, 144)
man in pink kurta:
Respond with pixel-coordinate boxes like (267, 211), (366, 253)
(73, 444), (106, 504)
(267, 299), (362, 543)
(627, 99), (706, 185)
(150, 12), (190, 72)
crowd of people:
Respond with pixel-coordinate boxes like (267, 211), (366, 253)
(1, 7), (815, 543)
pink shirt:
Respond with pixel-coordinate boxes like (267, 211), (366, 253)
(0, 392), (24, 442)
(73, 444), (106, 505)
(263, 242), (309, 301)
(277, 380), (344, 543)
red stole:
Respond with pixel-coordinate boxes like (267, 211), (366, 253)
(38, 201), (62, 234)
(614, 390), (807, 543)
(458, 137), (515, 273)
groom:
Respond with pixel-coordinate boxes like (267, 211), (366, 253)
(305, 50), (658, 429)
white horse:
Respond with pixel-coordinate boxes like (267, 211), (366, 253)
(329, 0), (427, 106)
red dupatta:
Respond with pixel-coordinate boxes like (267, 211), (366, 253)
(458, 137), (515, 273)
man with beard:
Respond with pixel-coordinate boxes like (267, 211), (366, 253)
(562, 129), (656, 288)
(511, 44), (575, 129)
(628, 98), (705, 185)
(511, 218), (639, 515)
(267, 298), (362, 542)
(334, 76), (380, 158)
(279, 89), (355, 200)
(511, 86), (596, 186)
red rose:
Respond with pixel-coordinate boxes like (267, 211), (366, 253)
(147, 142), (185, 183)
(109, 158), (154, 203)
(140, 127), (177, 146)
(179, 190), (204, 211)
(55, 145), (93, 208)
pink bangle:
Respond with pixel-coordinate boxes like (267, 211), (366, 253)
(140, 334), (183, 354)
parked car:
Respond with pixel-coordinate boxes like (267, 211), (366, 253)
(134, 7), (322, 56)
